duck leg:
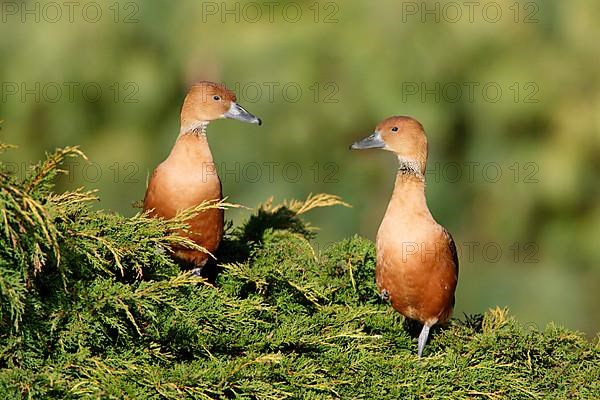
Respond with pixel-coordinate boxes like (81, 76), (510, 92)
(417, 322), (432, 357)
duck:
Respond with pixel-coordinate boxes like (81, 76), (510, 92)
(351, 116), (458, 357)
(144, 81), (262, 269)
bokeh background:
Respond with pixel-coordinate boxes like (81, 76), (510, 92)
(0, 0), (599, 336)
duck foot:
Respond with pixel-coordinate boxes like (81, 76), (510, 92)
(380, 289), (390, 302)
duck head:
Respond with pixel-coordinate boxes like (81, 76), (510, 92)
(351, 116), (428, 176)
(180, 81), (262, 133)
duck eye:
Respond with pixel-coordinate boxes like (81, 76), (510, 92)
(213, 95), (221, 101)
(391, 127), (399, 132)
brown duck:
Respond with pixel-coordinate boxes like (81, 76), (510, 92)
(144, 81), (261, 269)
(351, 116), (458, 357)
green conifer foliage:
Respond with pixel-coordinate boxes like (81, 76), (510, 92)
(0, 146), (597, 399)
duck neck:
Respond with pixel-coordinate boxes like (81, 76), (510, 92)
(168, 123), (214, 165)
(388, 167), (430, 218)
(179, 120), (209, 137)
(397, 156), (425, 180)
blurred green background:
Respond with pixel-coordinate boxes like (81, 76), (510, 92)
(0, 0), (599, 336)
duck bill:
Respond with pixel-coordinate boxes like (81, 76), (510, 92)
(350, 131), (386, 150)
(223, 102), (262, 125)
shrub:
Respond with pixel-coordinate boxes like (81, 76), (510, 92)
(0, 145), (597, 399)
